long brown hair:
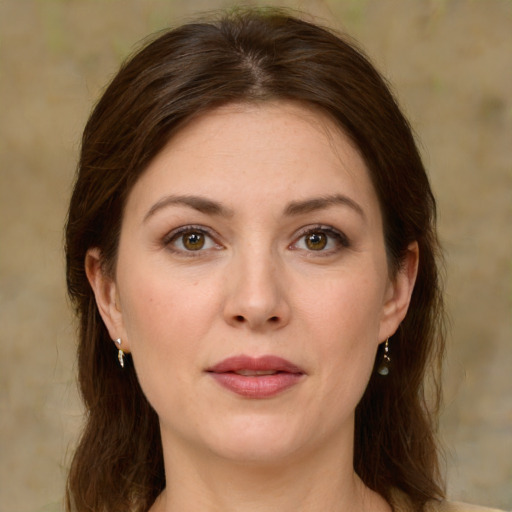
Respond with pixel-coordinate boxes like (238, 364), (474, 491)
(65, 8), (445, 512)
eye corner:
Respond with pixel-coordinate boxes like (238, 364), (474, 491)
(290, 225), (351, 254)
(163, 224), (224, 256)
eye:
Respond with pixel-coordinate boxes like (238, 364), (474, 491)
(304, 231), (328, 250)
(181, 232), (206, 250)
(291, 226), (349, 253)
(164, 226), (221, 254)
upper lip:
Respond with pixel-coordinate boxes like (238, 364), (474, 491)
(207, 355), (305, 374)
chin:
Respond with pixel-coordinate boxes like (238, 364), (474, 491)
(198, 413), (311, 464)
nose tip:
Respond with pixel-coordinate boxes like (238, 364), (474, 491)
(232, 314), (281, 326)
(223, 260), (291, 331)
(227, 307), (288, 331)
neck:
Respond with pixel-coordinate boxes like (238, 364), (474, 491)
(151, 432), (390, 512)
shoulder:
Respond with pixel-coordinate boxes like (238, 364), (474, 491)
(390, 490), (506, 512)
(426, 501), (507, 512)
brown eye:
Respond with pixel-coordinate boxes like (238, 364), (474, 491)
(182, 232), (205, 250)
(305, 232), (327, 250)
(165, 226), (222, 255)
(291, 226), (349, 254)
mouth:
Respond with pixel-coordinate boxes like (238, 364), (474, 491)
(206, 355), (305, 398)
(231, 369), (282, 376)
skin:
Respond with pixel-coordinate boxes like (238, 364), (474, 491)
(87, 101), (418, 512)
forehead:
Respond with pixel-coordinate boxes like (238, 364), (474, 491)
(166, 100), (361, 166)
(124, 100), (380, 221)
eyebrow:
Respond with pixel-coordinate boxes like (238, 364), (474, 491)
(143, 194), (234, 222)
(284, 194), (366, 220)
(143, 193), (365, 222)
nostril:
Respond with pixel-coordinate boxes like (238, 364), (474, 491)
(269, 316), (279, 323)
(235, 315), (245, 322)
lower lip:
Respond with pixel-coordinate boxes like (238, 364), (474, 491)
(209, 372), (303, 398)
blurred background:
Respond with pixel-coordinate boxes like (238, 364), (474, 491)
(0, 0), (510, 510)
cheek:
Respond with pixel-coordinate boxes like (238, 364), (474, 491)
(117, 262), (221, 365)
(297, 271), (384, 402)
(298, 270), (385, 344)
(116, 269), (223, 423)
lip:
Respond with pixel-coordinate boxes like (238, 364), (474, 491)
(206, 355), (305, 398)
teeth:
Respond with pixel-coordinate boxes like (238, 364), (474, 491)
(234, 370), (278, 376)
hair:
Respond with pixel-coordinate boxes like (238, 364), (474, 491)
(65, 8), (446, 512)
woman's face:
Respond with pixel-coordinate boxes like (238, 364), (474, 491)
(88, 101), (417, 465)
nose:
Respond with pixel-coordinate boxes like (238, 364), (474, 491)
(223, 248), (291, 331)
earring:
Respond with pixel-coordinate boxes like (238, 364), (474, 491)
(115, 338), (125, 368)
(377, 338), (391, 376)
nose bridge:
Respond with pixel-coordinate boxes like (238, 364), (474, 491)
(224, 239), (289, 329)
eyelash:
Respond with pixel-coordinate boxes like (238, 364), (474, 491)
(162, 224), (350, 256)
(163, 225), (221, 256)
(291, 225), (350, 254)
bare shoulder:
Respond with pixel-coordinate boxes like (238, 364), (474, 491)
(427, 500), (507, 512)
(391, 491), (507, 512)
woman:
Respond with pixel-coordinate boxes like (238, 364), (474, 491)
(64, 8), (500, 512)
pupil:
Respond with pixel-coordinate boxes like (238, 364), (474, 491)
(184, 232), (204, 250)
(307, 232), (326, 250)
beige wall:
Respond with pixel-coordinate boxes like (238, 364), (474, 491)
(1, 1), (510, 510)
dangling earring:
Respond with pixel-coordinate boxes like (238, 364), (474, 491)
(115, 338), (125, 368)
(377, 338), (391, 376)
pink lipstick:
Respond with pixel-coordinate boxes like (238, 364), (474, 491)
(206, 355), (305, 398)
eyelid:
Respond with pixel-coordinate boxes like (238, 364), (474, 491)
(290, 225), (350, 252)
(162, 224), (349, 256)
(163, 225), (223, 254)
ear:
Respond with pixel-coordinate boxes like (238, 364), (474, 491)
(85, 248), (130, 352)
(378, 241), (419, 341)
